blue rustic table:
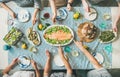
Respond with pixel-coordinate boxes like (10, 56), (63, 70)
(7, 7), (112, 70)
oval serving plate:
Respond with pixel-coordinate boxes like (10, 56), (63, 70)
(43, 25), (74, 46)
(18, 56), (31, 68)
(99, 30), (117, 43)
(26, 28), (41, 46)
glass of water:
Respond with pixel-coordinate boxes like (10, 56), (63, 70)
(64, 46), (79, 57)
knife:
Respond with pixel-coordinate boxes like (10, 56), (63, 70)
(92, 41), (100, 56)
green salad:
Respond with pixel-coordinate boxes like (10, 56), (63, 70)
(3, 27), (23, 45)
(99, 31), (115, 42)
(45, 38), (70, 44)
(45, 26), (71, 34)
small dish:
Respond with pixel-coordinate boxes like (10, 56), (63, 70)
(18, 9), (30, 22)
(29, 46), (38, 53)
(7, 19), (14, 26)
(18, 56), (31, 68)
(103, 13), (111, 20)
(56, 8), (68, 20)
(84, 8), (97, 21)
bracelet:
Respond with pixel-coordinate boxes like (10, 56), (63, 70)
(67, 2), (73, 6)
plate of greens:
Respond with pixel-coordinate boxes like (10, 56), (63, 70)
(43, 25), (74, 46)
(99, 30), (117, 43)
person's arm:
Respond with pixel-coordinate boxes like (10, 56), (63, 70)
(49, 0), (57, 23)
(81, 0), (90, 12)
(32, 0), (41, 25)
(67, 0), (74, 11)
(34, 67), (40, 77)
(74, 41), (102, 69)
(31, 60), (41, 77)
(0, 2), (16, 18)
(2, 58), (18, 75)
(32, 8), (40, 25)
(113, 2), (120, 32)
(43, 50), (51, 76)
(58, 46), (72, 74)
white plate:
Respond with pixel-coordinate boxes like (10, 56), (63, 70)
(84, 8), (97, 21)
(56, 8), (68, 20)
(54, 54), (64, 66)
(18, 9), (30, 22)
(43, 25), (74, 46)
(94, 53), (104, 64)
(18, 56), (31, 68)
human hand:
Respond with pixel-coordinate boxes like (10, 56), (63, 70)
(112, 23), (118, 32)
(9, 11), (16, 19)
(74, 40), (84, 50)
(32, 15), (37, 25)
(31, 60), (37, 70)
(58, 46), (64, 56)
(52, 14), (56, 24)
(10, 58), (18, 66)
(82, 0), (90, 12)
(67, 4), (72, 11)
(46, 50), (51, 60)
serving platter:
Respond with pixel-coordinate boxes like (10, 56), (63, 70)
(77, 22), (97, 42)
(43, 25), (74, 46)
